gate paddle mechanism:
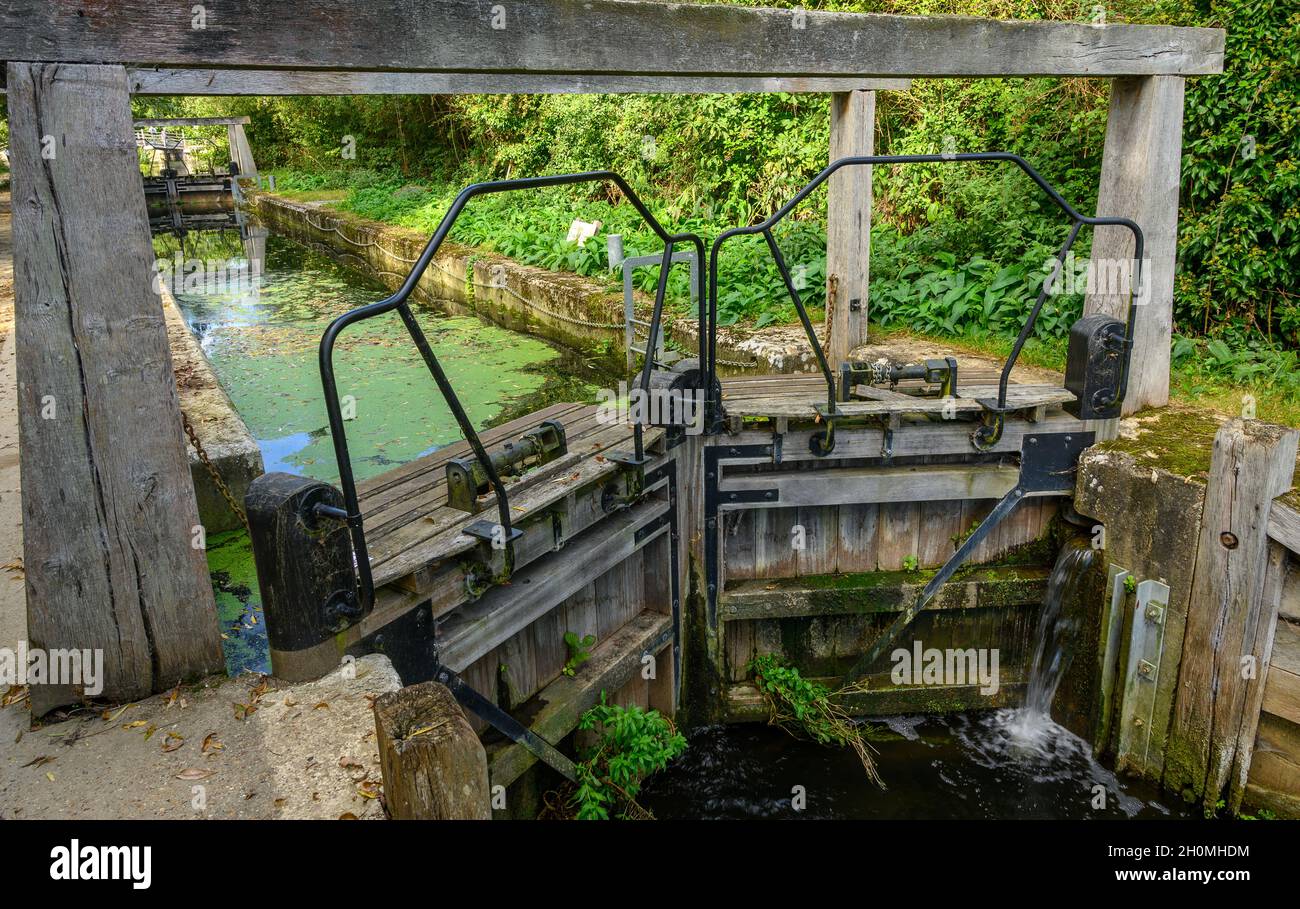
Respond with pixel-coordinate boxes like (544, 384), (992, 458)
(446, 419), (567, 513)
(843, 430), (1094, 683)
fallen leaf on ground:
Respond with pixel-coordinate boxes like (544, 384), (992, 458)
(102, 704), (132, 723)
(233, 702), (258, 721)
(339, 812), (358, 820)
(162, 731), (184, 753)
(201, 733), (224, 755)
(313, 701), (330, 711)
(22, 755), (54, 768)
(122, 720), (147, 730)
(356, 780), (380, 799)
(176, 768), (215, 781)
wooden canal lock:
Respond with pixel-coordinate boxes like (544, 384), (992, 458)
(245, 159), (1141, 806)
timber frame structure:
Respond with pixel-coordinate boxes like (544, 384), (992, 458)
(1, 0), (1224, 739)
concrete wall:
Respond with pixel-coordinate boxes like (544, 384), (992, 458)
(246, 190), (829, 376)
(162, 289), (264, 535)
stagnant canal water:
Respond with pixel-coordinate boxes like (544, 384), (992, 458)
(160, 226), (1190, 820)
(157, 227), (600, 675)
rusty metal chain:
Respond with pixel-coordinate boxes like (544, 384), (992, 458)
(181, 409), (249, 532)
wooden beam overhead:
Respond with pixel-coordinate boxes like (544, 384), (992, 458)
(132, 115), (251, 126)
(121, 69), (912, 96)
(0, 1), (1224, 78)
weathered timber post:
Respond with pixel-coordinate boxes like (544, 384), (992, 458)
(7, 62), (221, 713)
(1084, 76), (1185, 415)
(825, 90), (874, 367)
(1164, 420), (1298, 809)
(374, 681), (492, 820)
(226, 122), (258, 178)
(1226, 539), (1291, 812)
(246, 472), (357, 682)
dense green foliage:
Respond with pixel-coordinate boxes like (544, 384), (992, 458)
(571, 694), (687, 820)
(127, 0), (1299, 405)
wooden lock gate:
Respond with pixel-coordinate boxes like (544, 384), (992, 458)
(247, 158), (1144, 789)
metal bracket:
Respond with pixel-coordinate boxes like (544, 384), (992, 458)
(703, 443), (773, 627)
(843, 430), (1094, 682)
(433, 664), (577, 783)
(634, 510), (672, 545)
(606, 449), (652, 468)
(1019, 430), (1095, 493)
(463, 519), (524, 582)
(1116, 577), (1170, 774)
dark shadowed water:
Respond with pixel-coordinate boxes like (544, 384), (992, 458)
(642, 544), (1191, 820)
(641, 716), (1192, 819)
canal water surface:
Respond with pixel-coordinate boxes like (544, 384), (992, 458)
(157, 228), (598, 675)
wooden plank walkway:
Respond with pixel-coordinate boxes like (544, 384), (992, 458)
(720, 372), (1073, 420)
(355, 402), (661, 589)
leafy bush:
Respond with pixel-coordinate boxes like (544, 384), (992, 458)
(122, 0), (1300, 412)
(571, 694), (687, 820)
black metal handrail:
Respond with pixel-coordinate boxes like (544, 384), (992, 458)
(319, 171), (705, 613)
(706, 152), (1145, 447)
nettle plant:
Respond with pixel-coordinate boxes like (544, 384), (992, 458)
(571, 693), (687, 821)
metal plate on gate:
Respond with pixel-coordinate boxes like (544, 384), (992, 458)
(1116, 578), (1170, 774)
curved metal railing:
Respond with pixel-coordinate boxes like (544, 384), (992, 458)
(318, 172), (705, 613)
(706, 152), (1145, 451)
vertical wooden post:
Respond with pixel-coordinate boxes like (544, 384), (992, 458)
(374, 681), (493, 820)
(1226, 540), (1289, 813)
(826, 90), (874, 367)
(1084, 76), (1185, 415)
(7, 63), (222, 713)
(1164, 420), (1297, 809)
(226, 123), (258, 177)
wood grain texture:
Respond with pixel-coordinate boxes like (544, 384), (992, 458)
(0, 2), (1224, 76)
(1084, 75), (1185, 414)
(1228, 544), (1291, 811)
(1268, 500), (1300, 556)
(826, 90), (874, 364)
(117, 68), (911, 95)
(374, 681), (492, 820)
(8, 62), (221, 714)
(1167, 420), (1298, 808)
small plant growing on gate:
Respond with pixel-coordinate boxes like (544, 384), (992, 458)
(562, 631), (597, 677)
(902, 554), (919, 573)
(749, 654), (884, 788)
(571, 693), (687, 820)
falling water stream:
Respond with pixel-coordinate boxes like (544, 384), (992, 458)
(642, 544), (1191, 819)
(997, 546), (1094, 753)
